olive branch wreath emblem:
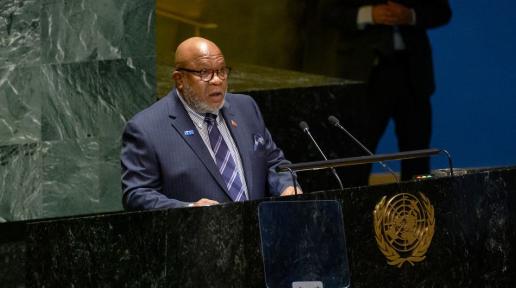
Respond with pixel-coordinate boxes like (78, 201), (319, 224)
(373, 192), (435, 267)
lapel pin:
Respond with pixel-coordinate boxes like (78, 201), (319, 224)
(184, 130), (195, 136)
(231, 120), (238, 128)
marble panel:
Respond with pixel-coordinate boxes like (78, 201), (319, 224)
(40, 0), (100, 64)
(7, 167), (516, 287)
(166, 204), (248, 287)
(26, 210), (169, 286)
(0, 143), (43, 221)
(344, 171), (516, 288)
(41, 138), (100, 218)
(0, 240), (25, 287)
(41, 0), (155, 64)
(0, 0), (40, 67)
(105, 0), (155, 59)
(97, 56), (155, 139)
(98, 136), (123, 213)
(41, 61), (99, 141)
(96, 56), (156, 213)
(0, 65), (42, 145)
(90, 0), (155, 60)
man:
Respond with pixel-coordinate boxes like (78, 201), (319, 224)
(310, 0), (451, 180)
(121, 37), (300, 210)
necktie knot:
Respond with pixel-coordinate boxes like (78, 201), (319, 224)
(204, 113), (217, 125)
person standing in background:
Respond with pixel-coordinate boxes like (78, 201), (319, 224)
(318, 0), (451, 181)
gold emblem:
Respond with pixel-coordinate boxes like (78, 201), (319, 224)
(373, 192), (435, 267)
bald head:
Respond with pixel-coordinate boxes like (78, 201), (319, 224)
(174, 37), (224, 68)
(172, 37), (228, 114)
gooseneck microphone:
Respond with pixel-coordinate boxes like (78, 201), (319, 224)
(299, 121), (344, 190)
(327, 115), (399, 183)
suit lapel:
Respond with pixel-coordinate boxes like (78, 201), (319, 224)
(221, 97), (255, 198)
(166, 90), (228, 194)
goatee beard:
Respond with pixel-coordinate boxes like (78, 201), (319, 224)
(182, 84), (224, 114)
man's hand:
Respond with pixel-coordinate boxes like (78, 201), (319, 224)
(191, 198), (219, 207)
(280, 186), (303, 196)
(373, 1), (414, 26)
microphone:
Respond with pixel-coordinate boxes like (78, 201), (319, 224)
(299, 121), (344, 190)
(327, 115), (399, 183)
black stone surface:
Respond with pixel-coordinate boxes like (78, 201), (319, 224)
(0, 221), (26, 288)
(0, 166), (514, 287)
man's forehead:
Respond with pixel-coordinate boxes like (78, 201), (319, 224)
(190, 54), (226, 66)
(197, 42), (210, 54)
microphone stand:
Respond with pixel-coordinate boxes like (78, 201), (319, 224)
(300, 121), (345, 190)
(328, 115), (399, 184)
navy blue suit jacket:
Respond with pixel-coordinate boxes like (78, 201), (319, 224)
(121, 90), (296, 210)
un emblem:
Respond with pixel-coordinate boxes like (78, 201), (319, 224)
(373, 192), (435, 267)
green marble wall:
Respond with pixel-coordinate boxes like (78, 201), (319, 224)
(0, 0), (156, 221)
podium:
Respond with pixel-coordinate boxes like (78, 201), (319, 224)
(1, 166), (515, 287)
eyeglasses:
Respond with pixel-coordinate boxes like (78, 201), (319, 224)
(176, 67), (231, 82)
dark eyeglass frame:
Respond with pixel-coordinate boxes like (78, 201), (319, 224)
(176, 67), (231, 82)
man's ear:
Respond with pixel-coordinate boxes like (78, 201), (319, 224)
(172, 71), (183, 89)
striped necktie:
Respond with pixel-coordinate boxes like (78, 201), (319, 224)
(205, 113), (247, 201)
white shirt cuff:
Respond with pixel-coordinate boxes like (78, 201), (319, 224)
(357, 6), (374, 29)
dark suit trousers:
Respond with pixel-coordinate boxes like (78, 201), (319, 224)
(365, 51), (432, 180)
